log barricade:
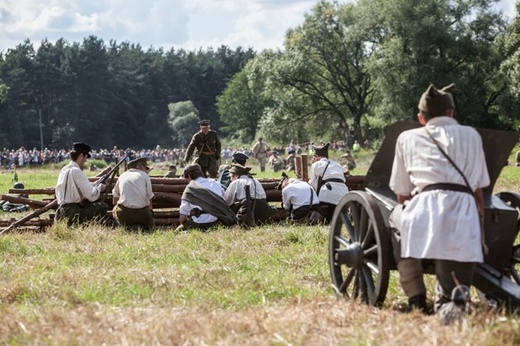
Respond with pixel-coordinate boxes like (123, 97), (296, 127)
(1, 175), (365, 231)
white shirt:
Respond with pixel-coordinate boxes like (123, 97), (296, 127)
(389, 116), (490, 262)
(282, 180), (319, 210)
(112, 168), (154, 209)
(56, 161), (101, 204)
(224, 175), (267, 205)
(308, 158), (349, 204)
(179, 177), (225, 223)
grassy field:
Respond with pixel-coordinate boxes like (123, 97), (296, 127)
(1, 151), (520, 345)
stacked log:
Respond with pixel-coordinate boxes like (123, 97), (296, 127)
(2, 174), (365, 230)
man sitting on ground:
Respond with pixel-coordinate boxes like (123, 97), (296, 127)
(280, 176), (321, 223)
(178, 164), (237, 231)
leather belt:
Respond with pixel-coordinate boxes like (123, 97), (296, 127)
(60, 203), (81, 208)
(422, 183), (472, 194)
(322, 178), (345, 184)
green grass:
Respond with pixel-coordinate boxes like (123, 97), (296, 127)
(1, 150), (520, 344)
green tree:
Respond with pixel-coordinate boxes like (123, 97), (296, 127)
(361, 0), (509, 128)
(217, 61), (271, 142)
(168, 100), (200, 148)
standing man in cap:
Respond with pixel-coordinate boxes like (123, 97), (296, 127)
(389, 84), (489, 324)
(178, 163), (236, 231)
(55, 142), (108, 226)
(308, 143), (349, 222)
(285, 149), (296, 171)
(224, 163), (276, 225)
(184, 120), (222, 178)
(112, 157), (155, 231)
(217, 151), (250, 190)
(251, 137), (270, 172)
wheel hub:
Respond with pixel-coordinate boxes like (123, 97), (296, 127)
(334, 242), (364, 269)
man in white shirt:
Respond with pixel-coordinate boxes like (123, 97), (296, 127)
(112, 157), (154, 231)
(308, 143), (349, 222)
(179, 164), (235, 231)
(225, 163), (276, 225)
(281, 177), (320, 222)
(389, 83), (489, 324)
(55, 142), (107, 226)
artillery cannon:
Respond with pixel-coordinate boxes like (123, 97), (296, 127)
(329, 121), (520, 309)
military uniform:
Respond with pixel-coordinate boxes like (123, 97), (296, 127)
(184, 120), (221, 178)
(252, 138), (269, 172)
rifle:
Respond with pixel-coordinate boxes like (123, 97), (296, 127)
(94, 154), (127, 187)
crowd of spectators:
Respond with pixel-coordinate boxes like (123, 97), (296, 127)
(0, 146), (188, 170)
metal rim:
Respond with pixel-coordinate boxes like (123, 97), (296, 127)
(496, 192), (520, 284)
(329, 191), (390, 306)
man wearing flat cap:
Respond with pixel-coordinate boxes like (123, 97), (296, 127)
(224, 163), (276, 225)
(112, 157), (154, 231)
(308, 142), (349, 223)
(217, 151), (250, 190)
(184, 119), (222, 178)
(389, 83), (489, 324)
(55, 142), (108, 226)
(178, 163), (236, 230)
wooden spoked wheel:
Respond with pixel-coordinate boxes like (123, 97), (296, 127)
(329, 191), (390, 306)
(496, 192), (520, 285)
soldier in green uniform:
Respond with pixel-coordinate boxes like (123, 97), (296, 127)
(184, 120), (222, 178)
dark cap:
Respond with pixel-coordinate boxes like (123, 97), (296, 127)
(183, 163), (202, 177)
(232, 152), (249, 166)
(418, 83), (455, 116)
(198, 120), (210, 126)
(169, 165), (176, 170)
(229, 163), (251, 176)
(276, 172), (289, 190)
(288, 148), (295, 155)
(314, 143), (330, 158)
(128, 157), (149, 170)
(72, 142), (92, 158)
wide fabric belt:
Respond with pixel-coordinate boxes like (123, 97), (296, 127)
(60, 203), (81, 208)
(421, 183), (472, 194)
(322, 178), (345, 184)
(200, 151), (214, 155)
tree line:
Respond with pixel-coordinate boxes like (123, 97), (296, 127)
(1, 0), (520, 151)
(0, 38), (255, 150)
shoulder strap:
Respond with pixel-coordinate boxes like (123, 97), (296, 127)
(424, 128), (471, 189)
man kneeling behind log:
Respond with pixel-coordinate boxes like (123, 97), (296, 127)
(177, 164), (237, 231)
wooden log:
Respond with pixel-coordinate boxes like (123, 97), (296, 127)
(152, 184), (187, 193)
(265, 189), (282, 202)
(295, 156), (302, 180)
(0, 194), (49, 209)
(0, 199), (58, 235)
(8, 188), (56, 195)
(0, 219), (54, 227)
(301, 155), (309, 181)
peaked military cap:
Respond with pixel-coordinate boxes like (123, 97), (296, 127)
(418, 83), (455, 117)
(313, 143), (330, 158)
(183, 163), (202, 177)
(229, 163), (251, 176)
(232, 152), (249, 166)
(72, 142), (92, 158)
(198, 119), (210, 126)
(128, 157), (149, 170)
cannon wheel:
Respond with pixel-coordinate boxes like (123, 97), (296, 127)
(496, 192), (520, 284)
(329, 191), (390, 306)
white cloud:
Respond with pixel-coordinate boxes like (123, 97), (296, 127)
(0, 0), (516, 53)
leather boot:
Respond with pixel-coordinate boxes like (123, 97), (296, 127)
(408, 294), (427, 313)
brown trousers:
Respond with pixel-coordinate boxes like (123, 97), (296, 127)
(113, 204), (154, 231)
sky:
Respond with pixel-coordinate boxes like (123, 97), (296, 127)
(0, 0), (517, 53)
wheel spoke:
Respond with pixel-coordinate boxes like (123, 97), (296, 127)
(338, 268), (355, 294)
(334, 234), (351, 248)
(364, 244), (378, 258)
(361, 222), (375, 248)
(362, 266), (376, 298)
(359, 207), (369, 241)
(365, 259), (380, 275)
(339, 210), (355, 239)
(349, 204), (361, 241)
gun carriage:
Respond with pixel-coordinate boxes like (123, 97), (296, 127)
(329, 121), (520, 309)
